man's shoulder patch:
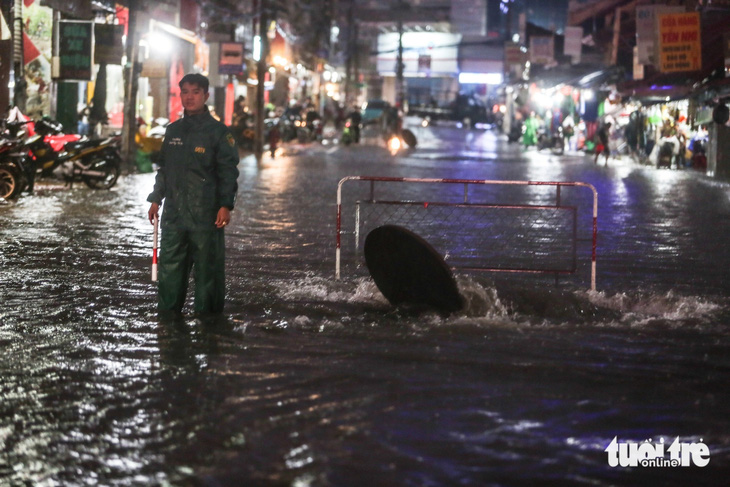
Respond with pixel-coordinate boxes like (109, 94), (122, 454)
(226, 133), (236, 148)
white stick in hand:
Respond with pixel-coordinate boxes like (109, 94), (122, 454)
(152, 214), (159, 282)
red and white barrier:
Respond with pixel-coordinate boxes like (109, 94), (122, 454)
(336, 176), (598, 291)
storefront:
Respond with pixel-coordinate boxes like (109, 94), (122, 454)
(375, 31), (462, 108)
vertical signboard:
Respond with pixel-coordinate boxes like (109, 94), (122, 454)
(633, 46), (644, 80)
(658, 12), (701, 73)
(563, 26), (583, 63)
(94, 24), (124, 65)
(450, 0), (486, 36)
(219, 42), (244, 75)
(529, 36), (554, 65)
(57, 20), (93, 80)
(23, 1), (53, 117)
(636, 5), (656, 65)
(504, 42), (527, 79)
(636, 5), (684, 67)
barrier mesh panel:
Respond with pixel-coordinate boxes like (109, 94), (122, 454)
(336, 178), (597, 287)
(353, 201), (576, 272)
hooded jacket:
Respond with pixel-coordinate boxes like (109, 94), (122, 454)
(147, 108), (239, 231)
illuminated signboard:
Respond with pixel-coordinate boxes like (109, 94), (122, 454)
(658, 12), (701, 73)
(57, 20), (93, 80)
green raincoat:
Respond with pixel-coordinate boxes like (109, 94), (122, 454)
(523, 115), (539, 148)
(147, 108), (239, 313)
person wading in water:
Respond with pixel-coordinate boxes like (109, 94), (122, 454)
(147, 73), (240, 315)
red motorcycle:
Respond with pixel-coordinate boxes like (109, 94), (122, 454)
(21, 117), (121, 192)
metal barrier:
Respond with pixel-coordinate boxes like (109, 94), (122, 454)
(336, 176), (598, 290)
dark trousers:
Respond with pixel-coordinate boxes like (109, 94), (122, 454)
(158, 227), (226, 314)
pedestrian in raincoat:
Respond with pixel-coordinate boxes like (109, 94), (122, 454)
(147, 73), (240, 315)
(523, 111), (538, 149)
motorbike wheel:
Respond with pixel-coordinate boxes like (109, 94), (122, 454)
(402, 129), (417, 148)
(0, 163), (22, 199)
(296, 128), (309, 144)
(83, 151), (121, 189)
(551, 137), (564, 155)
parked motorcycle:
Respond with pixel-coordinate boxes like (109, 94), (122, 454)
(537, 126), (564, 155)
(0, 120), (34, 199)
(23, 118), (122, 191)
(0, 140), (28, 199)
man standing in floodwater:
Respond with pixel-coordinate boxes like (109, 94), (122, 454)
(147, 73), (240, 315)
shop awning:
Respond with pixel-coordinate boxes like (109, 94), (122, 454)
(527, 64), (624, 90)
(618, 71), (698, 104)
(150, 19), (197, 45)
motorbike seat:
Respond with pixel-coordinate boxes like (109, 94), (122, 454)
(64, 139), (99, 151)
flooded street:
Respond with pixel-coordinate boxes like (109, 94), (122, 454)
(2, 121), (730, 486)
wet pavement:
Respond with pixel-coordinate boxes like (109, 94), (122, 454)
(1, 121), (730, 486)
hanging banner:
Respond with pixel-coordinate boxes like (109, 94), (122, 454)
(564, 26), (583, 63)
(56, 20), (93, 80)
(529, 36), (554, 65)
(658, 12), (701, 73)
(23, 1), (53, 118)
(636, 5), (655, 65)
(94, 24), (124, 65)
(633, 46), (644, 80)
(1, 9), (10, 40)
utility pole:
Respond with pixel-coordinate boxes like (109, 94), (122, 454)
(0, 0), (13, 111)
(344, 0), (354, 107)
(394, 0), (409, 110)
(254, 0), (269, 161)
(353, 21), (359, 106)
(396, 17), (404, 108)
(121, 0), (140, 172)
(11, 0), (26, 111)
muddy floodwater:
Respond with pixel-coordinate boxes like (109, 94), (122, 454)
(1, 123), (730, 486)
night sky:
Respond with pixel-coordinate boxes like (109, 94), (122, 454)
(490, 0), (570, 35)
(524, 0), (569, 33)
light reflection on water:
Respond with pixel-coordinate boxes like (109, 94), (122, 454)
(1, 128), (730, 485)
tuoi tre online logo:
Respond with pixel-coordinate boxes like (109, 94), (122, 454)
(605, 437), (710, 467)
